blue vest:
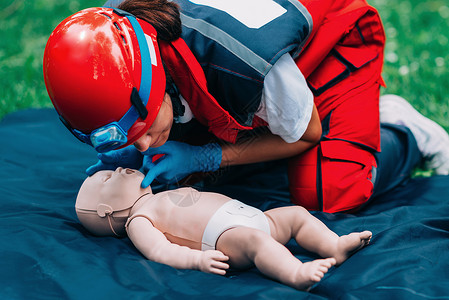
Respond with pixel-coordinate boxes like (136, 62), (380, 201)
(104, 0), (313, 126)
(174, 0), (312, 126)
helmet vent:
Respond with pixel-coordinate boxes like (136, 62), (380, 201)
(98, 12), (129, 52)
(100, 13), (112, 19)
(113, 22), (122, 31)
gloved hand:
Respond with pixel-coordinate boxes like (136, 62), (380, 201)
(140, 141), (222, 188)
(86, 145), (144, 176)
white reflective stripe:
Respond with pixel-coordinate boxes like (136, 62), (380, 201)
(188, 0), (286, 29)
(144, 34), (157, 66)
(286, 0), (313, 57)
(180, 13), (271, 76)
(286, 0), (313, 32)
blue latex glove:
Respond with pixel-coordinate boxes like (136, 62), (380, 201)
(140, 141), (222, 188)
(86, 145), (144, 176)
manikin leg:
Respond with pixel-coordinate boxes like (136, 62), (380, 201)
(217, 226), (336, 290)
(265, 206), (371, 265)
(216, 206), (371, 290)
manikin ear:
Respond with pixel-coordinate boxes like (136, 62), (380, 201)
(75, 208), (130, 237)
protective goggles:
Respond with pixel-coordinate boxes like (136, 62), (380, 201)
(62, 8), (154, 153)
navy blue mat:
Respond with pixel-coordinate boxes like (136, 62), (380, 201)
(1, 109), (449, 299)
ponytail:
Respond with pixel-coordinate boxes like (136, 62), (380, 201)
(118, 0), (182, 41)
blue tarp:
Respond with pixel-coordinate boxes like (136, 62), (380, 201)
(1, 109), (448, 299)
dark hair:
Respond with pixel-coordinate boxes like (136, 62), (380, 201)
(118, 0), (182, 41)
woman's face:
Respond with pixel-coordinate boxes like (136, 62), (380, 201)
(133, 92), (173, 152)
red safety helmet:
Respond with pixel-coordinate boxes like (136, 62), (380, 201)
(43, 7), (166, 152)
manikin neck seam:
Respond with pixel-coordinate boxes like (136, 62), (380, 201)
(106, 192), (153, 237)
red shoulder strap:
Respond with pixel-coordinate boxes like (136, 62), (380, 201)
(158, 39), (252, 143)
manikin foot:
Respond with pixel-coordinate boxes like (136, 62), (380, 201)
(332, 231), (372, 265)
(286, 231), (371, 290)
(291, 258), (336, 291)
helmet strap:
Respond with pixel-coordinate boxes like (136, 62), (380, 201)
(130, 87), (148, 120)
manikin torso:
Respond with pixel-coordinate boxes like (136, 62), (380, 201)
(129, 187), (230, 250)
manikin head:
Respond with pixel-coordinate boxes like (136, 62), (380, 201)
(75, 167), (152, 237)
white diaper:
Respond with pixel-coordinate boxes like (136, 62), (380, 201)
(201, 200), (271, 251)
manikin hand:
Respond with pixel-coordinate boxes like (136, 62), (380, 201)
(140, 141), (222, 188)
(86, 146), (143, 176)
(198, 250), (230, 275)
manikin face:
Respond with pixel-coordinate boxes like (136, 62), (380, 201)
(133, 92), (173, 152)
(83, 167), (151, 204)
(75, 168), (152, 236)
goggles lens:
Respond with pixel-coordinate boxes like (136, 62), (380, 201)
(90, 122), (127, 153)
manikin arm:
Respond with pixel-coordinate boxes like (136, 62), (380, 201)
(126, 217), (229, 275)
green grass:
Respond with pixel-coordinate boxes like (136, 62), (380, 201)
(1, 0), (448, 130)
(0, 0), (103, 119)
(372, 0), (449, 131)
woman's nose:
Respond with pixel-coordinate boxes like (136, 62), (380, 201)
(133, 135), (151, 152)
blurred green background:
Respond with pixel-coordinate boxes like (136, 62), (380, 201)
(0, 0), (104, 119)
(1, 0), (448, 128)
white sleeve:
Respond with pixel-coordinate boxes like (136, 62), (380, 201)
(255, 52), (314, 143)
